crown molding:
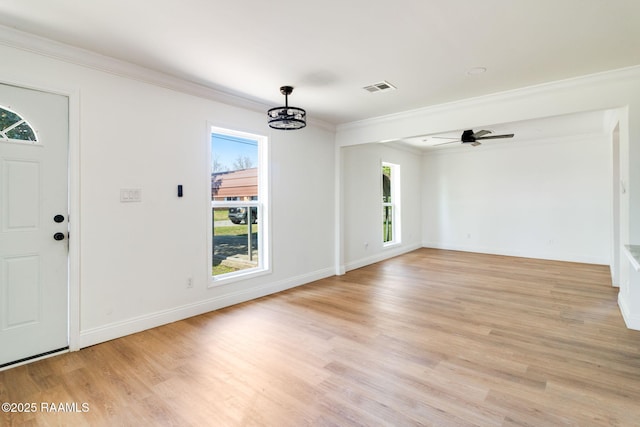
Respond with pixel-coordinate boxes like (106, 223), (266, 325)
(0, 24), (335, 131)
(337, 64), (640, 133)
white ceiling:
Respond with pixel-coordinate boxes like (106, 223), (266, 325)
(0, 0), (639, 132)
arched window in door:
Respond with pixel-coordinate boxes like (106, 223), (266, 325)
(0, 105), (38, 142)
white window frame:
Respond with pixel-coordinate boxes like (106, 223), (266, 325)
(382, 161), (401, 247)
(208, 125), (270, 286)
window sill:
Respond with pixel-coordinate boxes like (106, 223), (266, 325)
(208, 267), (271, 288)
(624, 245), (640, 272)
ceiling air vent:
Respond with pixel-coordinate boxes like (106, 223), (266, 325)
(363, 80), (397, 93)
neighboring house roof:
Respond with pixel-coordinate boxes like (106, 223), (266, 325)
(211, 168), (257, 198)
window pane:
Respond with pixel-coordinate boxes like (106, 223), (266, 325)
(6, 122), (37, 141)
(382, 165), (391, 203)
(211, 133), (258, 201)
(212, 207), (259, 276)
(0, 108), (21, 130)
(383, 205), (393, 243)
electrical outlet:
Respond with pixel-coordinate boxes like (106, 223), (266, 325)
(186, 277), (193, 289)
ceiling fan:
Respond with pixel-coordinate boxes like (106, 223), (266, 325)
(433, 129), (515, 147)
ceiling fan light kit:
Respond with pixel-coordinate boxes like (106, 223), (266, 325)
(268, 86), (306, 130)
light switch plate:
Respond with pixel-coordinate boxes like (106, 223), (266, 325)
(120, 188), (142, 202)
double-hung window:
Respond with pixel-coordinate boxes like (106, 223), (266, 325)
(210, 126), (269, 283)
(382, 162), (400, 246)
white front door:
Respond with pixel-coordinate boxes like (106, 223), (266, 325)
(0, 83), (69, 367)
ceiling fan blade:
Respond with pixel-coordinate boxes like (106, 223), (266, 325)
(431, 136), (459, 140)
(476, 133), (514, 140)
(472, 130), (491, 138)
(432, 140), (460, 146)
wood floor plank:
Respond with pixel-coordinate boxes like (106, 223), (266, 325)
(1, 248), (639, 426)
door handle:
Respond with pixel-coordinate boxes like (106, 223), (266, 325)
(53, 232), (65, 241)
(54, 214), (65, 223)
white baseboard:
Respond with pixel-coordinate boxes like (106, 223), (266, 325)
(78, 267), (335, 348)
(422, 241), (609, 265)
(344, 243), (422, 272)
(618, 293), (640, 331)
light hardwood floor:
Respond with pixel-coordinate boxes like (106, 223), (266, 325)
(2, 248), (640, 426)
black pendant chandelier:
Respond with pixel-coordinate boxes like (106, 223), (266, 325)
(267, 86), (306, 130)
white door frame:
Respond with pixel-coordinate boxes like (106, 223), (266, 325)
(0, 77), (81, 355)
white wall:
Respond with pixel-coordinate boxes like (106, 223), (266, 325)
(0, 37), (336, 348)
(341, 143), (422, 271)
(422, 134), (611, 263)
